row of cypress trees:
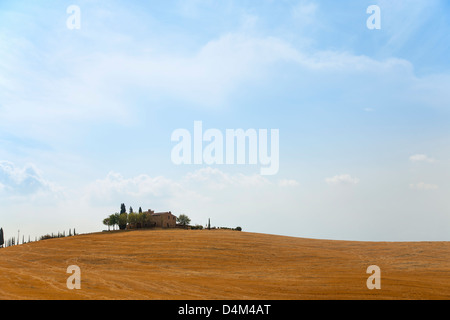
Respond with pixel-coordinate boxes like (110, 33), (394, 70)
(0, 228), (77, 248)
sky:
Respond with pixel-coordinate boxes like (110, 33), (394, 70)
(0, 0), (449, 242)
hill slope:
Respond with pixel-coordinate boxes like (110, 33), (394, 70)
(0, 230), (448, 300)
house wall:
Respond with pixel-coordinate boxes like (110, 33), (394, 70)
(149, 212), (177, 228)
(126, 210), (178, 229)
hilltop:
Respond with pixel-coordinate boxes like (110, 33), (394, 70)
(0, 229), (448, 300)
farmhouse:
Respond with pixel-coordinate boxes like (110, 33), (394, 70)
(127, 210), (177, 229)
(147, 210), (177, 228)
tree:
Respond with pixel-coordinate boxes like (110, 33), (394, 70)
(103, 218), (111, 231)
(128, 212), (138, 227)
(120, 203), (127, 215)
(118, 213), (128, 230)
(177, 214), (191, 227)
(143, 211), (152, 228)
(139, 207), (142, 214)
(129, 206), (133, 214)
(109, 213), (120, 230)
(0, 228), (4, 248)
(137, 211), (145, 228)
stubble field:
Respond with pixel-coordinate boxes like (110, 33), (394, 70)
(0, 229), (448, 300)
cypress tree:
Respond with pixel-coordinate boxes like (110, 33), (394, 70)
(0, 228), (4, 248)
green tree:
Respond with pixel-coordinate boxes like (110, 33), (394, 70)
(137, 211), (145, 228)
(103, 218), (111, 231)
(120, 203), (127, 215)
(118, 213), (128, 230)
(177, 214), (191, 227)
(129, 206), (133, 214)
(0, 228), (4, 248)
(139, 207), (142, 214)
(128, 212), (138, 227)
(109, 213), (120, 230)
(143, 211), (151, 228)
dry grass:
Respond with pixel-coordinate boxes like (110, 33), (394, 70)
(0, 229), (448, 300)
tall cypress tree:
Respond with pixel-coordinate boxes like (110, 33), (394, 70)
(0, 228), (4, 248)
(120, 203), (127, 214)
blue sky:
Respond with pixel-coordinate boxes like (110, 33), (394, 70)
(0, 0), (449, 241)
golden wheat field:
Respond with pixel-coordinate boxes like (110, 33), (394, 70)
(0, 229), (448, 300)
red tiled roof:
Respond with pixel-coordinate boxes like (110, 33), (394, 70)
(151, 212), (172, 216)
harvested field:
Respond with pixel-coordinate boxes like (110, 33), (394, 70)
(0, 229), (448, 300)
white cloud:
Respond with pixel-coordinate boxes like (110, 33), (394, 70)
(325, 174), (360, 186)
(0, 161), (61, 201)
(278, 179), (300, 187)
(409, 154), (435, 163)
(184, 167), (270, 189)
(0, 25), (420, 131)
(83, 168), (273, 207)
(409, 182), (439, 190)
(84, 171), (185, 204)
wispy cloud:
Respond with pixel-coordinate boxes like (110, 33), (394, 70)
(0, 161), (60, 199)
(278, 179), (300, 187)
(325, 174), (360, 186)
(409, 182), (439, 190)
(85, 168), (272, 205)
(409, 154), (435, 163)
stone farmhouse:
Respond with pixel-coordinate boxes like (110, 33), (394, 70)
(128, 209), (177, 229)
